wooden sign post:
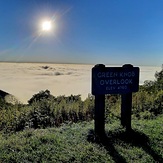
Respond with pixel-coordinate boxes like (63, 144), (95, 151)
(121, 93), (132, 131)
(93, 64), (106, 136)
(121, 64), (134, 132)
(92, 64), (139, 136)
(95, 94), (105, 136)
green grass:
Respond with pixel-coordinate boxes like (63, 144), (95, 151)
(0, 115), (162, 163)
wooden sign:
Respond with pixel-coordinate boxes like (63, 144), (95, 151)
(92, 64), (139, 95)
(92, 64), (140, 136)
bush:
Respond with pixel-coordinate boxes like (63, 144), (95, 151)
(0, 91), (95, 132)
(28, 90), (54, 104)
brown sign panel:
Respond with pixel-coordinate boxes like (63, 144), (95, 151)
(92, 65), (139, 95)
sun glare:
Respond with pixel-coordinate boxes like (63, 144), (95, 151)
(41, 21), (52, 31)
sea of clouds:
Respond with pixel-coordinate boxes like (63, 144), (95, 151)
(0, 63), (162, 103)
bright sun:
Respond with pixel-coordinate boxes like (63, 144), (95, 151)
(41, 21), (52, 31)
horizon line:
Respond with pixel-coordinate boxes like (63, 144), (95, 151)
(0, 61), (162, 67)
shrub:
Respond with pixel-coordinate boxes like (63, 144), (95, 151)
(28, 90), (54, 104)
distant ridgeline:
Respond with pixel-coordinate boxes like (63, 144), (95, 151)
(0, 90), (19, 104)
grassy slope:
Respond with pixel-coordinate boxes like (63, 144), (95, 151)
(0, 115), (163, 163)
